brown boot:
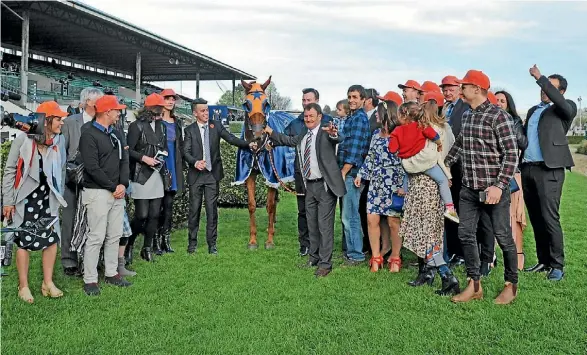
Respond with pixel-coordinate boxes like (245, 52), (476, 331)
(494, 282), (517, 305)
(451, 278), (483, 303)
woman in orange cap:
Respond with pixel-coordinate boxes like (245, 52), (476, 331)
(125, 93), (168, 262)
(155, 89), (185, 254)
(495, 90), (527, 270)
(2, 101), (68, 303)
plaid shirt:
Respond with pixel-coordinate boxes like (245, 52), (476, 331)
(445, 101), (518, 191)
(337, 108), (371, 177)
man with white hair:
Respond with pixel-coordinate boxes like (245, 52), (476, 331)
(61, 87), (104, 276)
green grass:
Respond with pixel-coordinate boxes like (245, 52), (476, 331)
(2, 173), (587, 354)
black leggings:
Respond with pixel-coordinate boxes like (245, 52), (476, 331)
(158, 191), (176, 232)
(129, 198), (162, 248)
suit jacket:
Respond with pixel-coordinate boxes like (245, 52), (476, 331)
(369, 111), (379, 133)
(61, 112), (85, 159)
(270, 128), (346, 198)
(446, 99), (470, 138)
(524, 76), (577, 169)
(183, 119), (249, 185)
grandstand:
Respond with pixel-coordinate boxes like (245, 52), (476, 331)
(1, 0), (255, 126)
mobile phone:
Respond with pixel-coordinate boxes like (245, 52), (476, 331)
(479, 191), (487, 203)
(34, 217), (59, 231)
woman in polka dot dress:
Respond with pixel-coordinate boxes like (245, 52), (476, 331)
(2, 101), (68, 304)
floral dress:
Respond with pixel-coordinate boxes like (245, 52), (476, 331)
(358, 130), (405, 216)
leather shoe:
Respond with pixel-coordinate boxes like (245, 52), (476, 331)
(547, 268), (564, 281)
(494, 282), (517, 305)
(315, 268), (331, 278)
(451, 279), (483, 303)
(299, 246), (309, 257)
(208, 246), (218, 255)
(524, 263), (550, 273)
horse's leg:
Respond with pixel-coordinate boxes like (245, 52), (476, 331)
(246, 175), (258, 249)
(265, 187), (277, 249)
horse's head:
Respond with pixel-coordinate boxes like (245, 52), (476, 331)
(241, 76), (271, 142)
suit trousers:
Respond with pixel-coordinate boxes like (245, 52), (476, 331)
(458, 186), (518, 284)
(305, 180), (337, 270)
(188, 171), (219, 250)
(294, 172), (309, 250)
(82, 188), (124, 284)
(521, 163), (565, 269)
(60, 185), (79, 268)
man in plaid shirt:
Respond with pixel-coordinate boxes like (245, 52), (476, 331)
(445, 70), (519, 305)
(337, 85), (371, 263)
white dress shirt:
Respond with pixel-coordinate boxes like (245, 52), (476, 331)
(83, 111), (93, 124)
(301, 125), (322, 179)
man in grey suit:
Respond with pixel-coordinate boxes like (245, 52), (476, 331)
(265, 103), (346, 277)
(60, 87), (104, 275)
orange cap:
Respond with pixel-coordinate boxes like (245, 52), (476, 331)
(458, 70), (490, 90)
(421, 81), (441, 93)
(144, 93), (166, 107)
(398, 80), (422, 92)
(36, 101), (68, 117)
(377, 91), (403, 106)
(95, 95), (127, 113)
(160, 88), (179, 98)
(423, 92), (445, 106)
(487, 91), (497, 104)
(439, 75), (460, 88)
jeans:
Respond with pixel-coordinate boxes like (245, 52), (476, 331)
(425, 164), (453, 206)
(341, 176), (364, 261)
(458, 186), (518, 284)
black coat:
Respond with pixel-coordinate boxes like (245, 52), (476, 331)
(183, 120), (249, 185)
(127, 118), (167, 185)
(524, 76), (577, 169)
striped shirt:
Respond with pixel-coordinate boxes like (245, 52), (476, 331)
(445, 100), (518, 191)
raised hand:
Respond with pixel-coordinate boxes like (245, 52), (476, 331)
(321, 122), (338, 136)
(529, 64), (542, 80)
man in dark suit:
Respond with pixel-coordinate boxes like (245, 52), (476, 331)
(265, 103), (346, 277)
(183, 98), (257, 255)
(522, 65), (577, 281)
(440, 76), (470, 264)
(283, 88), (332, 257)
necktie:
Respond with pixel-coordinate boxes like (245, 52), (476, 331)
(302, 131), (313, 179)
(203, 124), (212, 171)
(446, 103), (455, 119)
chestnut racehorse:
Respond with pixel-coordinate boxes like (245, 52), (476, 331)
(241, 76), (278, 249)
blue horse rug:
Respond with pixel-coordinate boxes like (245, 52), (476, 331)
(233, 111), (297, 188)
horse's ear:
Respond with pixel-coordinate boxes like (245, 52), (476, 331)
(261, 76), (272, 91)
(241, 79), (253, 93)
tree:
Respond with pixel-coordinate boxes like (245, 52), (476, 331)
(216, 81), (291, 110)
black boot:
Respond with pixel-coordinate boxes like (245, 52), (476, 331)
(124, 244), (134, 265)
(408, 259), (435, 287)
(153, 232), (163, 256)
(140, 247), (154, 262)
(435, 270), (460, 296)
(161, 229), (175, 253)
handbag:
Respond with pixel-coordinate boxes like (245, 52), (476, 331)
(390, 192), (405, 212)
(162, 169), (173, 191)
(509, 178), (520, 193)
(66, 150), (84, 187)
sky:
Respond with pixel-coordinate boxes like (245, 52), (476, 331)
(81, 0), (587, 114)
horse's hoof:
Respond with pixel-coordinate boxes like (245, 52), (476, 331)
(264, 242), (275, 250)
(248, 243), (259, 250)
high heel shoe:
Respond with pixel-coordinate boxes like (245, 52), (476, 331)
(388, 257), (402, 273)
(369, 256), (384, 272)
(41, 282), (64, 298)
(18, 286), (34, 304)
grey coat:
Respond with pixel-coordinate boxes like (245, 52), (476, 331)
(2, 134), (67, 239)
(270, 128), (346, 198)
(62, 112), (85, 159)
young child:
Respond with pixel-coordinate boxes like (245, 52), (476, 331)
(388, 101), (459, 223)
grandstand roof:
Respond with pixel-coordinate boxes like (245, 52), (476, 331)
(1, 0), (256, 82)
